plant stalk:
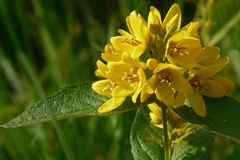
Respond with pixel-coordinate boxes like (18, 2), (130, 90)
(162, 105), (171, 160)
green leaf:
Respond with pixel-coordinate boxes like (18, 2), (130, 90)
(172, 129), (214, 160)
(1, 82), (147, 128)
(130, 107), (214, 160)
(176, 96), (240, 142)
(130, 107), (164, 160)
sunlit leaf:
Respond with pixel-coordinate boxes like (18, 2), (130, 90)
(176, 96), (240, 142)
(1, 82), (147, 128)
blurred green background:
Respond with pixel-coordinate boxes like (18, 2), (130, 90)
(0, 0), (240, 159)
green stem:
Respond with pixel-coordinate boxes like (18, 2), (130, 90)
(161, 105), (171, 160)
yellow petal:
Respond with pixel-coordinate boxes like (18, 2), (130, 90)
(118, 29), (131, 37)
(138, 67), (147, 82)
(195, 57), (229, 78)
(198, 47), (220, 65)
(126, 11), (137, 36)
(98, 97), (126, 113)
(153, 63), (182, 74)
(145, 75), (157, 94)
(149, 6), (163, 27)
(148, 103), (162, 117)
(201, 79), (228, 97)
(111, 85), (135, 97)
(187, 91), (206, 117)
(110, 36), (136, 54)
(210, 76), (233, 92)
(155, 82), (174, 106)
(92, 80), (113, 96)
(101, 44), (122, 62)
(148, 6), (163, 34)
(95, 60), (108, 78)
(132, 87), (141, 103)
(140, 90), (151, 103)
(132, 68), (147, 103)
(107, 61), (131, 84)
(170, 70), (193, 93)
(165, 14), (180, 36)
(111, 36), (146, 59)
(126, 11), (147, 41)
(174, 92), (185, 107)
(131, 42), (146, 59)
(163, 4), (181, 33)
(149, 112), (162, 125)
(181, 22), (201, 38)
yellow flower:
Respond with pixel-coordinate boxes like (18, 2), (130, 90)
(187, 57), (233, 117)
(92, 78), (127, 113)
(92, 52), (148, 113)
(92, 79), (115, 96)
(112, 10), (149, 59)
(107, 53), (147, 102)
(148, 103), (163, 128)
(101, 44), (122, 62)
(163, 4), (181, 35)
(148, 4), (181, 39)
(109, 34), (146, 60)
(148, 103), (184, 129)
(150, 63), (192, 106)
(148, 6), (164, 36)
(126, 11), (149, 43)
(92, 77), (127, 113)
(92, 3), (233, 117)
(165, 23), (202, 68)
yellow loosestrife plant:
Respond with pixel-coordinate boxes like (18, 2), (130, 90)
(92, 4), (232, 117)
(3, 2), (240, 160)
(92, 4), (233, 159)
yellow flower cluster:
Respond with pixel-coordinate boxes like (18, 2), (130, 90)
(92, 4), (233, 117)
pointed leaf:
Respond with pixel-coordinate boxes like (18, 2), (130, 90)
(1, 82), (147, 128)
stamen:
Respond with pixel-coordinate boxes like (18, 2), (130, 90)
(190, 80), (207, 92)
(122, 37), (140, 46)
(121, 68), (139, 83)
(103, 82), (116, 92)
(160, 70), (174, 86)
(168, 42), (187, 56)
(109, 45), (117, 55)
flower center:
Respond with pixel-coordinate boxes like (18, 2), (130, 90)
(190, 80), (207, 92)
(103, 81), (116, 92)
(121, 67), (139, 83)
(160, 70), (173, 85)
(168, 42), (188, 56)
